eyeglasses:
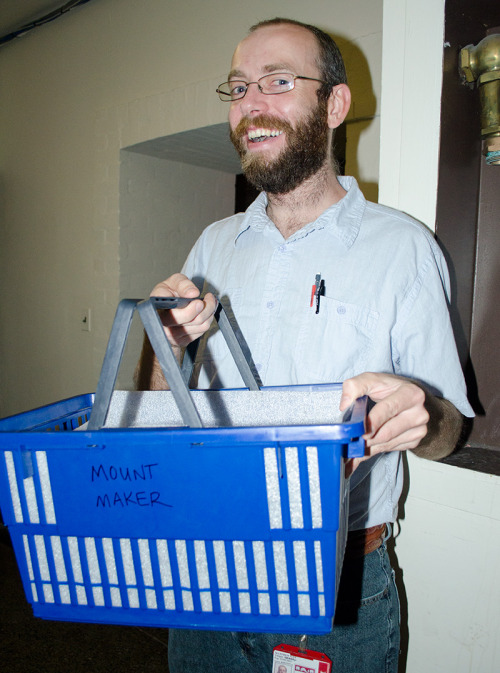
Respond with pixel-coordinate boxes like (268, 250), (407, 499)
(216, 72), (327, 101)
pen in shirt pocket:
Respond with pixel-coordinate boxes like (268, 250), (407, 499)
(310, 274), (325, 314)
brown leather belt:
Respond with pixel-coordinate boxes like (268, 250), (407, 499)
(344, 523), (387, 559)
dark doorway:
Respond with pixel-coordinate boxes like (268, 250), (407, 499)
(436, 0), (500, 451)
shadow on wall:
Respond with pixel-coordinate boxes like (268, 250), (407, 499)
(334, 34), (379, 203)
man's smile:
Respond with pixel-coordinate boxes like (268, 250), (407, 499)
(230, 114), (293, 153)
(247, 128), (284, 142)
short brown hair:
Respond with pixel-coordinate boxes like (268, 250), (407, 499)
(249, 17), (347, 99)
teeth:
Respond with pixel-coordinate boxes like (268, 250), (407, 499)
(248, 128), (283, 140)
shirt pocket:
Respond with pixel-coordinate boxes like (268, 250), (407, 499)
(294, 295), (379, 383)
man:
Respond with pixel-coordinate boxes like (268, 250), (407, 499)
(136, 17), (473, 673)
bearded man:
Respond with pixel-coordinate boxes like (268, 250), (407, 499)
(136, 17), (473, 673)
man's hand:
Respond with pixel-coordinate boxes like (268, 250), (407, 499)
(151, 273), (217, 349)
(340, 372), (463, 474)
(134, 273), (217, 390)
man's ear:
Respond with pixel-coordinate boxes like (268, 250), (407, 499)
(327, 84), (351, 129)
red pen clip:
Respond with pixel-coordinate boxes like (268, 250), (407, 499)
(310, 285), (316, 307)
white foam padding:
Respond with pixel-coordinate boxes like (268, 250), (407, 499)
(101, 387), (344, 429)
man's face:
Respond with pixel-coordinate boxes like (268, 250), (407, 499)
(227, 24), (331, 193)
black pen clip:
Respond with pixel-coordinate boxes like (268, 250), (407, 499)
(315, 277), (325, 314)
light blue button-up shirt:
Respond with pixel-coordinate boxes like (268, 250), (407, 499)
(182, 176), (473, 529)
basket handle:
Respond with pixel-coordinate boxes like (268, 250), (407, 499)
(87, 297), (260, 431)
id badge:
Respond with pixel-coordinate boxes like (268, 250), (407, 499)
(272, 643), (332, 673)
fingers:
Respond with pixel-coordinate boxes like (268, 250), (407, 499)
(362, 378), (428, 433)
(344, 457), (362, 478)
(159, 293), (216, 329)
(151, 273), (202, 300)
(340, 372), (430, 459)
(149, 274), (217, 348)
(164, 294), (217, 348)
(365, 415), (428, 454)
(340, 372), (404, 411)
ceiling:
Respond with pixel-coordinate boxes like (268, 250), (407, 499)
(126, 123), (241, 175)
(0, 1), (81, 38)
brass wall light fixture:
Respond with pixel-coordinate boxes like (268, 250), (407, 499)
(460, 34), (500, 165)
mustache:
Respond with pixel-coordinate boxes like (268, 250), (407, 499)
(231, 114), (294, 141)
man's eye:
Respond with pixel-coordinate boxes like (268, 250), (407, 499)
(230, 83), (247, 95)
(269, 77), (292, 89)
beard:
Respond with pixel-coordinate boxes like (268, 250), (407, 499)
(229, 98), (330, 194)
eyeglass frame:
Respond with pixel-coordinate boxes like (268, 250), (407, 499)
(216, 72), (327, 102)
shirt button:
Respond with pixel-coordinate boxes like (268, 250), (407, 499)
(337, 306), (346, 315)
(267, 301), (274, 309)
(278, 245), (285, 253)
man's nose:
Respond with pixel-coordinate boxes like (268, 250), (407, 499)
(239, 82), (269, 115)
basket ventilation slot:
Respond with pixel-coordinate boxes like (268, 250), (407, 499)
(18, 533), (327, 618)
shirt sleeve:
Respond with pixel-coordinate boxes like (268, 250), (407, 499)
(391, 243), (474, 417)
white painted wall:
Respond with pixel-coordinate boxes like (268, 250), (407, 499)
(118, 152), (235, 387)
(397, 454), (500, 673)
(0, 0), (383, 417)
(380, 2), (500, 671)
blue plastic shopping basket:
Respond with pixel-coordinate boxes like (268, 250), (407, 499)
(0, 298), (366, 634)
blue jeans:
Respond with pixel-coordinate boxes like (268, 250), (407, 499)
(168, 540), (400, 673)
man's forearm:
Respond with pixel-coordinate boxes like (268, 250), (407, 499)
(412, 392), (464, 460)
(134, 333), (179, 391)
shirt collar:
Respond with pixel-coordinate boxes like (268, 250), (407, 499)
(234, 176), (366, 249)
(233, 192), (269, 244)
